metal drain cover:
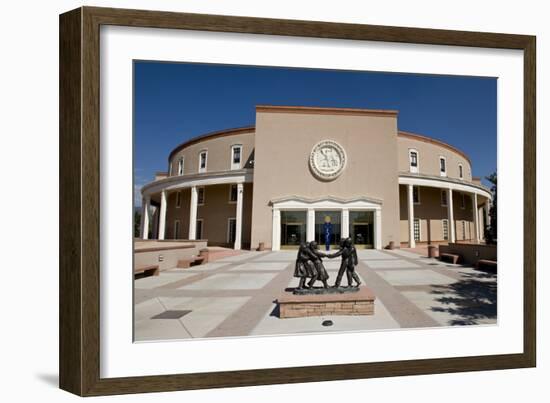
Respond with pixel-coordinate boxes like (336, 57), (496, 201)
(151, 310), (192, 319)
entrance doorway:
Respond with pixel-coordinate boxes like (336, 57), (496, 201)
(315, 210), (341, 250)
(280, 211), (306, 249)
(349, 211), (374, 248)
(227, 218), (236, 244)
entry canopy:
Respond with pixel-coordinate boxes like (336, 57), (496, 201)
(270, 195), (383, 210)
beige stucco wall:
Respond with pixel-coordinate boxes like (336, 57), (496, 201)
(144, 111), (486, 250)
(168, 131), (255, 176)
(399, 185), (477, 243)
(397, 135), (472, 181)
(451, 190), (477, 241)
(251, 109), (400, 250)
(163, 184), (253, 247)
(165, 188), (191, 239)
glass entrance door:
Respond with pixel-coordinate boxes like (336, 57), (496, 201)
(315, 211), (341, 250)
(349, 211), (374, 249)
(280, 211), (306, 249)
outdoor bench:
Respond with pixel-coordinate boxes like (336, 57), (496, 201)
(134, 264), (159, 278)
(177, 255), (206, 268)
(440, 253), (461, 264)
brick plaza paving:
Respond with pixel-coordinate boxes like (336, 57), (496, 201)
(134, 249), (497, 341)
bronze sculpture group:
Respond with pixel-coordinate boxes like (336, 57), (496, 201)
(294, 238), (361, 290)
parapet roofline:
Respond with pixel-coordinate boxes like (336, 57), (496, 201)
(167, 112), (470, 167)
(398, 130), (471, 166)
(256, 105), (399, 116)
(168, 126), (255, 162)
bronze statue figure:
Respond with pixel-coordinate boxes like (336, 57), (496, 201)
(294, 242), (316, 289)
(331, 237), (361, 288)
(293, 237), (361, 292)
(306, 241), (330, 288)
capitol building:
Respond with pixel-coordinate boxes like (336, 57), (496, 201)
(139, 105), (492, 251)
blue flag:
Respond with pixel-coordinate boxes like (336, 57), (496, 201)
(323, 222), (332, 251)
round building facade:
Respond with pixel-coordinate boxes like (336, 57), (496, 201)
(140, 105), (492, 250)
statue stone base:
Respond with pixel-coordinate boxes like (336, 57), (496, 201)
(278, 286), (375, 319)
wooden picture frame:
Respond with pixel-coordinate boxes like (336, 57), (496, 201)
(59, 6), (536, 396)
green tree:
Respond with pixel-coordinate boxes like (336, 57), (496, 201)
(484, 171), (497, 244)
(134, 210), (142, 238)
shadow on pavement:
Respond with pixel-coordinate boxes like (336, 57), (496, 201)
(429, 268), (497, 326)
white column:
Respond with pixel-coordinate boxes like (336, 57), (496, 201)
(272, 209), (281, 251)
(407, 184), (415, 248)
(447, 188), (455, 243)
(158, 190), (167, 240)
(307, 209), (315, 242)
(478, 207), (484, 241)
(140, 196), (150, 240)
(188, 186), (198, 240)
(472, 193), (479, 243)
(234, 183), (243, 250)
(375, 209), (382, 250)
(341, 209), (350, 239)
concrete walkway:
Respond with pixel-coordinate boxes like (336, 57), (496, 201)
(134, 249), (497, 341)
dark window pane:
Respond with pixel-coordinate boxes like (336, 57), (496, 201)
(230, 185), (238, 201)
(233, 147), (241, 163)
(281, 211), (307, 246)
(198, 188), (205, 204)
(410, 152), (418, 167)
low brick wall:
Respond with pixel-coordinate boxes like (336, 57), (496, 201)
(134, 240), (208, 271)
(438, 243), (497, 266)
(278, 287), (375, 318)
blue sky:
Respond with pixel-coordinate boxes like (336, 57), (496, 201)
(134, 61), (496, 206)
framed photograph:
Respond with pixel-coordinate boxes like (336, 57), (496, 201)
(59, 6), (536, 396)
